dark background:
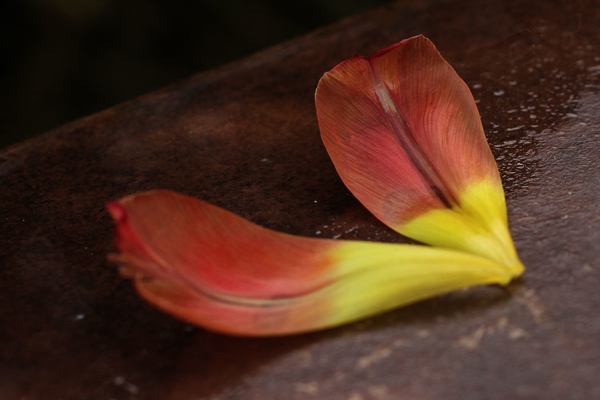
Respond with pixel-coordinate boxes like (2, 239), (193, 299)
(0, 0), (391, 150)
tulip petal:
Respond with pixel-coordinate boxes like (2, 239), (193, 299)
(315, 35), (523, 276)
(108, 190), (511, 336)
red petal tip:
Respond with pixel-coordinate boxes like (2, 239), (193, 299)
(106, 201), (126, 221)
(368, 34), (424, 59)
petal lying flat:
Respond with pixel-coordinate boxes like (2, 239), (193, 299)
(107, 191), (338, 300)
(315, 35), (523, 276)
(108, 190), (511, 336)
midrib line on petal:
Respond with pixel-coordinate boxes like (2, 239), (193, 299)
(183, 275), (335, 309)
(366, 61), (458, 209)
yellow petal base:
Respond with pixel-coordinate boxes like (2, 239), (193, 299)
(325, 242), (513, 327)
(401, 179), (524, 277)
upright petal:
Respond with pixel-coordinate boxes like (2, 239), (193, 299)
(315, 35), (523, 276)
(108, 190), (511, 336)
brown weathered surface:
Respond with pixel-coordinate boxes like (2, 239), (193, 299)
(2, 0), (600, 399)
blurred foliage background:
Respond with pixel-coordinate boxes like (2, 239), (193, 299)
(0, 0), (391, 149)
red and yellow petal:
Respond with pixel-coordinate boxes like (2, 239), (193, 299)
(108, 190), (511, 336)
(315, 35), (523, 276)
(107, 191), (339, 300)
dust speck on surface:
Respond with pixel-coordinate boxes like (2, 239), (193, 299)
(368, 385), (390, 400)
(357, 347), (392, 369)
(458, 326), (486, 350)
(347, 393), (364, 400)
(296, 381), (319, 395)
(125, 382), (139, 395)
(113, 376), (125, 386)
(509, 328), (528, 339)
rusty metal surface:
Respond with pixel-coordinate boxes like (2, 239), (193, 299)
(2, 0), (600, 399)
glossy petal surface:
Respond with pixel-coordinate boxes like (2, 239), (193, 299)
(109, 190), (511, 336)
(315, 35), (523, 275)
